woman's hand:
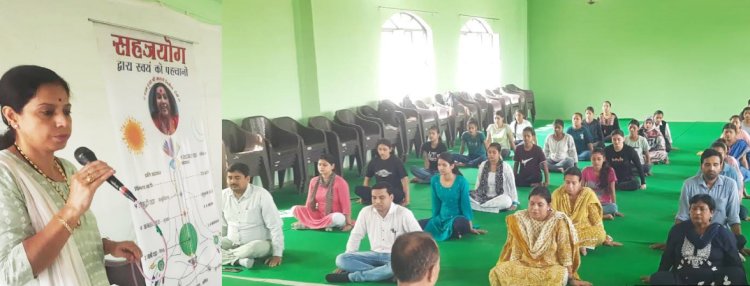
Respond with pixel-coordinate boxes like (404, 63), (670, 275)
(106, 240), (142, 263)
(470, 228), (487, 235)
(66, 161), (115, 218)
(400, 197), (410, 207)
(341, 224), (353, 232)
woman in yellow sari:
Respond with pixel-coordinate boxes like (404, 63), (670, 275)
(552, 167), (621, 256)
(489, 186), (591, 286)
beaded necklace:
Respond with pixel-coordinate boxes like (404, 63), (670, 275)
(14, 142), (69, 202)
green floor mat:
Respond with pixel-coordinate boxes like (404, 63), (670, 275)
(223, 120), (750, 285)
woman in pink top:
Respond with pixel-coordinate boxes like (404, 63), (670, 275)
(292, 154), (353, 231)
(581, 148), (623, 220)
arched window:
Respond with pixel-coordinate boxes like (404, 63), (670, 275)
(379, 12), (435, 101)
(457, 18), (501, 93)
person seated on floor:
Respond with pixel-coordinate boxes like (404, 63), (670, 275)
(454, 119), (487, 167)
(420, 152), (487, 241)
(583, 106), (605, 149)
(582, 148), (623, 220)
(485, 110), (515, 160)
(605, 129), (647, 191)
(652, 110), (675, 152)
(599, 100), (620, 143)
(291, 154), (353, 231)
(391, 232), (441, 286)
(729, 115), (750, 143)
(410, 126), (447, 184)
(624, 119), (652, 176)
(355, 139), (410, 206)
(510, 109), (533, 145)
(714, 139), (749, 197)
(740, 106), (750, 135)
(721, 123), (750, 178)
(326, 182), (422, 283)
(489, 186), (591, 286)
(707, 141), (747, 220)
(470, 143), (519, 213)
(551, 167), (622, 256)
(567, 112), (594, 161)
(544, 119), (578, 173)
(221, 163), (284, 269)
(640, 118), (669, 165)
(651, 149), (746, 253)
(643, 194), (747, 285)
(514, 127), (550, 187)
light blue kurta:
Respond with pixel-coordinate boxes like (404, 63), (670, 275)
(424, 175), (473, 241)
(0, 150), (108, 285)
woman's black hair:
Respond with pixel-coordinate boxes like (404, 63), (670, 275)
(689, 194), (716, 212)
(427, 125), (442, 143)
(318, 153), (337, 170)
(529, 186), (552, 204)
(437, 152), (462, 176)
(0, 65), (70, 150)
(591, 148), (613, 193)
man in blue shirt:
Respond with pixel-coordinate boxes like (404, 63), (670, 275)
(674, 149), (746, 252)
(566, 112), (594, 161)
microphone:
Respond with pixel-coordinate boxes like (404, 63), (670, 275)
(74, 147), (138, 202)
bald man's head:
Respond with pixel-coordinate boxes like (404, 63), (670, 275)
(391, 232), (440, 285)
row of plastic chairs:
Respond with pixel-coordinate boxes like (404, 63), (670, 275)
(220, 85), (534, 194)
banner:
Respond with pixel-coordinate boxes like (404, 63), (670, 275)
(93, 22), (221, 285)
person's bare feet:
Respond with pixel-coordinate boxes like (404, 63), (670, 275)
(603, 214), (614, 220)
(579, 247), (588, 256)
(615, 212), (625, 217)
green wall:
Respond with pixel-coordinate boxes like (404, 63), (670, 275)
(528, 0), (750, 122)
(222, 0), (528, 121)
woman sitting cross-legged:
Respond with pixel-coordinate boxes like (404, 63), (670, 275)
(292, 154), (353, 231)
(410, 126), (447, 184)
(420, 152), (487, 241)
(643, 194), (747, 285)
(470, 143), (519, 213)
(552, 167), (622, 256)
(354, 139), (410, 206)
(582, 148), (624, 220)
(489, 186), (591, 286)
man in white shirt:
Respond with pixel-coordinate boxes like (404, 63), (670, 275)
(325, 182), (422, 283)
(543, 119), (578, 173)
(221, 163), (284, 268)
(392, 232), (440, 286)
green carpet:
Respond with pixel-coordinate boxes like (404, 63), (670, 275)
(223, 120), (750, 285)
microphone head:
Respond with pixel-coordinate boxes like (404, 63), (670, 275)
(74, 147), (97, 165)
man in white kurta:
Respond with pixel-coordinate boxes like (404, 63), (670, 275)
(221, 163), (284, 268)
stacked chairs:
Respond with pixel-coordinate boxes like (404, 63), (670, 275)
(308, 116), (364, 175)
(503, 84), (536, 123)
(221, 119), (272, 190)
(335, 109), (382, 172)
(414, 98), (455, 148)
(241, 116), (306, 193)
(435, 93), (468, 146)
(272, 116), (328, 183)
(379, 99), (423, 157)
(356, 105), (404, 160)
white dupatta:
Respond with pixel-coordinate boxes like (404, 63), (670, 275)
(0, 151), (91, 286)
